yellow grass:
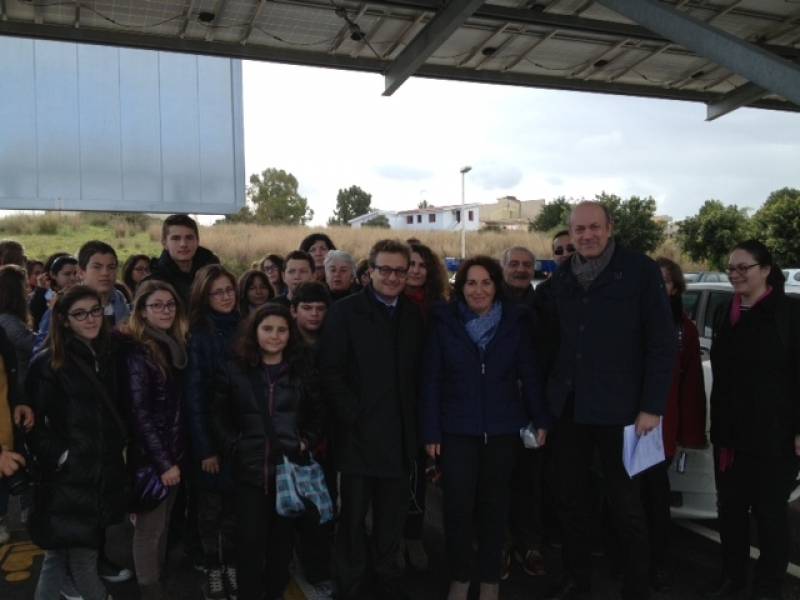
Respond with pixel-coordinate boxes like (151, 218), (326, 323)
(4, 213), (706, 275)
(199, 224), (554, 272)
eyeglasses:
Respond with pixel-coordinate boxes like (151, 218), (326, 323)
(133, 266), (150, 273)
(726, 263), (760, 275)
(554, 244), (576, 256)
(209, 286), (236, 298)
(68, 306), (103, 321)
(372, 265), (409, 278)
(145, 301), (177, 313)
(262, 265), (278, 272)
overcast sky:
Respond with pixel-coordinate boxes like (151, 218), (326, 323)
(242, 60), (800, 226)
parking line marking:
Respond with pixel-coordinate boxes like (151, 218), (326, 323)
(676, 519), (800, 579)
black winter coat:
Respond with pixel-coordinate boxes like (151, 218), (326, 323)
(211, 358), (324, 491)
(25, 337), (128, 549)
(545, 244), (675, 425)
(121, 338), (185, 475)
(318, 288), (424, 478)
(148, 246), (220, 305)
(710, 292), (800, 458)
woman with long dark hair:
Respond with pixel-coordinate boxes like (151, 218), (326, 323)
(260, 254), (288, 297)
(707, 240), (800, 600)
(212, 303), (324, 600)
(123, 280), (187, 600)
(26, 285), (128, 600)
(238, 269), (274, 319)
(643, 257), (705, 590)
(402, 242), (450, 571)
(122, 254), (152, 297)
(422, 256), (547, 600)
(186, 264), (241, 599)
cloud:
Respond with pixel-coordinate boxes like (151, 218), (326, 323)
(375, 165), (434, 181)
(471, 164), (523, 190)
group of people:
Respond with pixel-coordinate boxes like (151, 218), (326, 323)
(0, 201), (797, 600)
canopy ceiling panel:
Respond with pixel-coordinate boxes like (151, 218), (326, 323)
(0, 0), (798, 116)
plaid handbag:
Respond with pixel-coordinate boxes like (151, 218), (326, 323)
(275, 454), (334, 524)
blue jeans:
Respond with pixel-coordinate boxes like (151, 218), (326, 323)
(34, 547), (108, 600)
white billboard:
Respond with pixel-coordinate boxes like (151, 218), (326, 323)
(0, 37), (245, 215)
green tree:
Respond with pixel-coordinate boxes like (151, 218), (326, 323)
(418, 199), (430, 209)
(677, 200), (751, 269)
(243, 168), (313, 225)
(530, 197), (572, 232)
(752, 187), (800, 266)
(362, 214), (390, 228)
(596, 192), (665, 254)
(328, 185), (372, 226)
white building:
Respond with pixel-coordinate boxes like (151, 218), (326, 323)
(349, 203), (481, 231)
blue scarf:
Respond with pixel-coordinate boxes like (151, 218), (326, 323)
(459, 301), (503, 351)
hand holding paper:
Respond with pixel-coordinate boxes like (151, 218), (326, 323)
(623, 420), (665, 478)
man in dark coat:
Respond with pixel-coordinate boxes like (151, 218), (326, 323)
(318, 239), (424, 600)
(147, 214), (219, 305)
(543, 201), (675, 600)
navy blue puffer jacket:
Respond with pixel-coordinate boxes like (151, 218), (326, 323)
(421, 301), (548, 444)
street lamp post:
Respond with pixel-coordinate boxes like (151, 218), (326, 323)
(460, 165), (472, 259)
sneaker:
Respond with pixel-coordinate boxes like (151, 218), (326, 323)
(405, 538), (429, 571)
(311, 579), (336, 599)
(224, 564), (238, 599)
(60, 577), (84, 600)
(500, 547), (512, 581)
(514, 548), (546, 577)
(0, 517), (9, 545)
(203, 566), (227, 600)
(98, 557), (133, 583)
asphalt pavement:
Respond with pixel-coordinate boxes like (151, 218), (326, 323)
(3, 486), (800, 599)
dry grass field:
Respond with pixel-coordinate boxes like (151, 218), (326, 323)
(0, 212), (703, 275)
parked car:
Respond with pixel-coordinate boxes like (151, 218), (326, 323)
(683, 271), (728, 284)
(669, 282), (800, 519)
(782, 268), (800, 288)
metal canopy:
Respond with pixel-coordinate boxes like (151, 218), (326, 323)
(0, 0), (798, 117)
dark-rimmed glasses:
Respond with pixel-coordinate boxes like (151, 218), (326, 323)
(68, 306), (103, 321)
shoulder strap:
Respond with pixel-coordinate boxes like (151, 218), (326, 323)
(71, 357), (129, 444)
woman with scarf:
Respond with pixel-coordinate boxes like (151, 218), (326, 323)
(122, 280), (187, 600)
(186, 264), (241, 599)
(421, 256), (548, 600)
(211, 303), (324, 600)
(707, 240), (800, 600)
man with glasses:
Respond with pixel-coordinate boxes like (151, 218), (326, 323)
(319, 239), (424, 600)
(543, 202), (675, 600)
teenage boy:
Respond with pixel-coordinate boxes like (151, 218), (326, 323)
(149, 214), (220, 304)
(273, 250), (315, 307)
(33, 241), (130, 354)
(319, 239), (425, 600)
(290, 281), (331, 347)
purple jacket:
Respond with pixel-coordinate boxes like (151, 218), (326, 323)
(123, 339), (185, 474)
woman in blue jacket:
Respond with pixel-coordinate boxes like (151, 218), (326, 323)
(422, 255), (548, 600)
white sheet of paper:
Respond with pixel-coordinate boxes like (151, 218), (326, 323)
(622, 422), (665, 478)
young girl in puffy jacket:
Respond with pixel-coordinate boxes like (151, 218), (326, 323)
(122, 280), (187, 600)
(26, 285), (128, 600)
(211, 303), (324, 600)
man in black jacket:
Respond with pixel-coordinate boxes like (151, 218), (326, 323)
(544, 202), (675, 600)
(148, 214), (220, 305)
(319, 239), (424, 600)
